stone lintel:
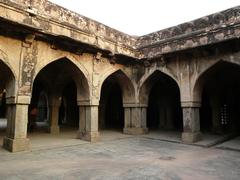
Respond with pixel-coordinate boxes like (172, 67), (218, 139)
(123, 103), (148, 108)
(77, 100), (99, 106)
(181, 101), (201, 108)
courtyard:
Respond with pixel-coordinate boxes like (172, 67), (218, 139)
(0, 130), (240, 180)
(0, 1), (239, 179)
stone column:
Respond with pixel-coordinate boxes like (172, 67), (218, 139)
(181, 102), (201, 143)
(123, 103), (148, 135)
(77, 102), (100, 142)
(48, 93), (61, 134)
(3, 96), (30, 152)
(48, 103), (60, 134)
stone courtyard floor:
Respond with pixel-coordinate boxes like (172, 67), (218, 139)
(0, 132), (240, 180)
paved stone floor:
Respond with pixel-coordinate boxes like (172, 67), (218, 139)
(0, 135), (240, 180)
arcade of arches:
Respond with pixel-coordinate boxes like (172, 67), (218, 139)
(0, 0), (240, 152)
(1, 51), (240, 152)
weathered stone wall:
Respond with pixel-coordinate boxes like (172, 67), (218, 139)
(137, 6), (240, 58)
(0, 0), (240, 152)
(0, 0), (137, 58)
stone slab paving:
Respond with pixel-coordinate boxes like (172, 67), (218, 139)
(141, 131), (182, 143)
(28, 131), (89, 151)
(142, 131), (234, 147)
(0, 136), (240, 180)
(216, 136), (240, 151)
(29, 130), (133, 151)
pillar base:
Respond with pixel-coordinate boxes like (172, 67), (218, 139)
(49, 126), (60, 134)
(3, 137), (30, 152)
(123, 127), (148, 135)
(182, 132), (201, 143)
(77, 131), (100, 142)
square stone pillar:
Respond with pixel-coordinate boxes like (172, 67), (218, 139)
(3, 96), (30, 152)
(123, 104), (148, 135)
(181, 102), (201, 143)
(77, 104), (100, 142)
(48, 104), (60, 134)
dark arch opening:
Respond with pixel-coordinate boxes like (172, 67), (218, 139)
(99, 72), (125, 131)
(59, 81), (79, 128)
(29, 80), (49, 132)
(0, 60), (15, 136)
(146, 71), (182, 131)
(199, 61), (240, 134)
(29, 58), (87, 133)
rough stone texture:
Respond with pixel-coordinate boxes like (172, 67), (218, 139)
(1, 137), (240, 179)
(3, 136), (30, 152)
(0, 0), (239, 151)
(0, 0), (137, 58)
(0, 0), (239, 59)
(123, 127), (148, 135)
(137, 6), (240, 58)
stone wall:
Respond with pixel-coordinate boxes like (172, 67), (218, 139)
(0, 0), (240, 152)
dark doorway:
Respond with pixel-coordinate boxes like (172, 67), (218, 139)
(200, 62), (240, 134)
(59, 81), (79, 128)
(0, 90), (6, 118)
(99, 77), (124, 131)
(29, 59), (82, 133)
(29, 80), (48, 132)
(147, 72), (182, 131)
(0, 60), (15, 135)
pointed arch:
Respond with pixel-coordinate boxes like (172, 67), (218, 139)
(138, 70), (180, 104)
(34, 55), (89, 84)
(99, 69), (136, 104)
(0, 59), (16, 99)
(193, 60), (240, 133)
(192, 60), (240, 102)
(99, 69), (135, 130)
(33, 57), (90, 102)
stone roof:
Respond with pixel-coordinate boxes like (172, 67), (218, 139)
(0, 0), (239, 59)
(137, 6), (240, 59)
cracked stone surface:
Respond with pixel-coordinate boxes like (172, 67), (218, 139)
(0, 137), (240, 180)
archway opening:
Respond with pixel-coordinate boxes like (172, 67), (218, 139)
(199, 61), (240, 134)
(59, 81), (79, 129)
(146, 71), (182, 132)
(99, 72), (125, 131)
(29, 80), (48, 132)
(0, 60), (15, 141)
(29, 58), (88, 135)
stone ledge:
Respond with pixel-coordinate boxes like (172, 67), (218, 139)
(77, 131), (100, 142)
(3, 137), (30, 152)
(49, 126), (60, 134)
(182, 132), (202, 143)
(123, 127), (148, 135)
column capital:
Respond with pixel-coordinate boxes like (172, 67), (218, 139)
(181, 101), (201, 108)
(6, 96), (35, 105)
(77, 100), (99, 106)
(14, 96), (31, 105)
(5, 96), (16, 104)
(123, 103), (148, 108)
